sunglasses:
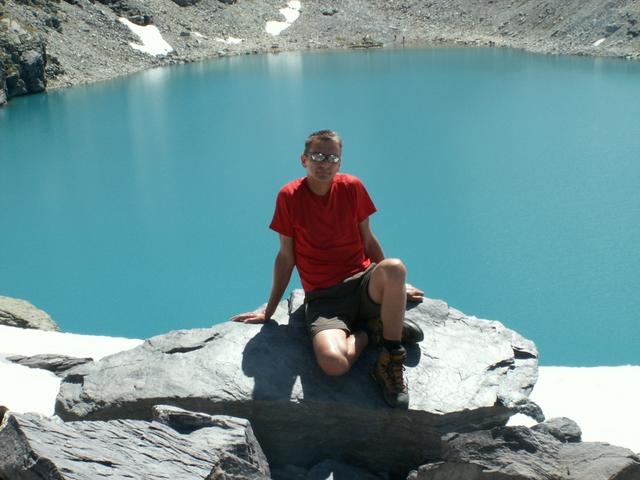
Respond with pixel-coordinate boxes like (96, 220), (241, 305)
(307, 152), (340, 164)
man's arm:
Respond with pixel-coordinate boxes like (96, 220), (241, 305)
(359, 217), (385, 263)
(231, 235), (295, 323)
(359, 218), (425, 302)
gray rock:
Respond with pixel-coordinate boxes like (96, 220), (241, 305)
(559, 442), (640, 480)
(152, 405), (270, 478)
(0, 409), (270, 479)
(436, 426), (563, 479)
(44, 15), (61, 31)
(408, 462), (493, 480)
(532, 417), (581, 443)
(55, 292), (540, 476)
(44, 54), (64, 79)
(0, 295), (59, 331)
(408, 426), (640, 480)
(6, 353), (93, 375)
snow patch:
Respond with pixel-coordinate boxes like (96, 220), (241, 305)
(118, 18), (174, 56)
(0, 358), (61, 415)
(0, 324), (142, 416)
(266, 1), (301, 36)
(0, 324), (142, 360)
(593, 37), (607, 47)
(216, 36), (243, 45)
(508, 365), (640, 453)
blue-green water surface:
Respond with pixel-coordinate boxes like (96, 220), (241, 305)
(1, 48), (639, 366)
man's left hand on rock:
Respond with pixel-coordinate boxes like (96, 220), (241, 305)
(230, 309), (269, 324)
(406, 283), (425, 302)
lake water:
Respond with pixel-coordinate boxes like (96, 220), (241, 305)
(1, 47), (638, 366)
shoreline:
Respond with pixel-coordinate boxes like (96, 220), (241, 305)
(2, 0), (638, 100)
(46, 35), (640, 93)
(42, 40), (640, 94)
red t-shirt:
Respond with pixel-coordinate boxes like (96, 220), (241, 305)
(270, 173), (377, 292)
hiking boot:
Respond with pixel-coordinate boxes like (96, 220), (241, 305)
(372, 348), (409, 409)
(366, 317), (424, 347)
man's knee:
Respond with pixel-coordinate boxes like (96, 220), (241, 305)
(316, 352), (350, 376)
(378, 258), (407, 282)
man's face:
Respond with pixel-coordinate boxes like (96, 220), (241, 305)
(301, 139), (342, 184)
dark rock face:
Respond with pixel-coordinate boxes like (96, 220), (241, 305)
(55, 292), (540, 476)
(100, 0), (154, 26)
(7, 353), (93, 375)
(0, 295), (59, 331)
(408, 424), (640, 480)
(20, 48), (46, 91)
(0, 408), (270, 479)
(172, 0), (199, 7)
(0, 19), (47, 103)
(0, 57), (6, 105)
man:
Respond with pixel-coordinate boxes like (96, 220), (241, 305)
(232, 130), (424, 408)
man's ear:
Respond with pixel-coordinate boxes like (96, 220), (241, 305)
(300, 154), (307, 168)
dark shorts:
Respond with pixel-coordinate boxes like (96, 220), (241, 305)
(304, 263), (381, 337)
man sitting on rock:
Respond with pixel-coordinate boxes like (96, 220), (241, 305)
(232, 129), (424, 408)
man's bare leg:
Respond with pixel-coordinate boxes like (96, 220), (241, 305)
(367, 258), (410, 408)
(312, 329), (369, 376)
(367, 258), (407, 340)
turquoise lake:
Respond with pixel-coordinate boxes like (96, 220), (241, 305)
(1, 47), (639, 366)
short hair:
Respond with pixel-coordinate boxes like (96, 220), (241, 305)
(303, 130), (342, 154)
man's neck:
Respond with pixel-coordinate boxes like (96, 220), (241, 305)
(306, 177), (333, 196)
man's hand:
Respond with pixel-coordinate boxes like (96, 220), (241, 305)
(230, 308), (269, 324)
(406, 283), (425, 302)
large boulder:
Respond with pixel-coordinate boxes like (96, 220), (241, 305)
(0, 406), (270, 479)
(55, 291), (541, 476)
(409, 422), (640, 480)
(0, 295), (59, 331)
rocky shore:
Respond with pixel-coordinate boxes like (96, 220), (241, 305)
(1, 0), (639, 106)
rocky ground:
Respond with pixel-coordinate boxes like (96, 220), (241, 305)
(1, 0), (639, 105)
(2, 293), (640, 479)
